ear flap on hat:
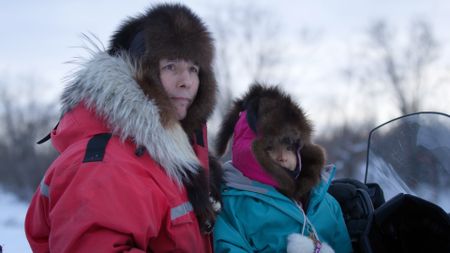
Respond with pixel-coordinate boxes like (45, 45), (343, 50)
(108, 15), (145, 56)
(294, 143), (326, 199)
(129, 31), (146, 58)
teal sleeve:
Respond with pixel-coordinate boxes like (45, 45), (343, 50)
(213, 213), (250, 253)
(213, 199), (252, 253)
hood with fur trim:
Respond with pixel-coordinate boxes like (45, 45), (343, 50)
(215, 84), (325, 200)
(61, 51), (211, 186)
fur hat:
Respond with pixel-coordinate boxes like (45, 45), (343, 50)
(108, 3), (216, 136)
(216, 84), (325, 199)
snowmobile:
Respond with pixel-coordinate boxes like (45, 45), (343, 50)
(328, 111), (450, 253)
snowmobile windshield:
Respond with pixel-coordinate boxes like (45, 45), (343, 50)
(365, 112), (450, 212)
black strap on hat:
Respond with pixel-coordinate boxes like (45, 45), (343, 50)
(129, 31), (146, 58)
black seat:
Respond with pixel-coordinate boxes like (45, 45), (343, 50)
(328, 178), (377, 253)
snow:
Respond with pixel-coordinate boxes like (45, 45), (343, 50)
(0, 189), (32, 253)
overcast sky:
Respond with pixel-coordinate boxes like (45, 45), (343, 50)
(1, 0), (449, 127)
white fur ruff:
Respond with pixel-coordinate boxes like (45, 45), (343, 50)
(60, 51), (200, 185)
(287, 233), (334, 253)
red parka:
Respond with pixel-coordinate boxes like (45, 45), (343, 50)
(25, 50), (215, 252)
(26, 104), (211, 252)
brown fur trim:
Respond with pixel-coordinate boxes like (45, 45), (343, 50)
(182, 154), (224, 234)
(294, 144), (326, 199)
(216, 83), (326, 199)
(183, 168), (215, 234)
(208, 154), (224, 205)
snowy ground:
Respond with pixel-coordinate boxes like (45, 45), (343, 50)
(0, 189), (32, 253)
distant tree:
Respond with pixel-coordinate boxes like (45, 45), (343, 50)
(352, 19), (444, 116)
(322, 19), (448, 179)
(316, 121), (373, 180)
(207, 2), (287, 119)
(0, 77), (58, 200)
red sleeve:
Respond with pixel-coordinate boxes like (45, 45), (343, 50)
(25, 188), (51, 253)
(27, 162), (166, 253)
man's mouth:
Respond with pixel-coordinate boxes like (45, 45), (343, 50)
(170, 97), (192, 106)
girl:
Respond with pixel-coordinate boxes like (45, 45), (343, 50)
(213, 84), (352, 253)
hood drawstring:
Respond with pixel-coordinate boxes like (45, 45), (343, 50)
(283, 148), (302, 180)
(297, 201), (319, 241)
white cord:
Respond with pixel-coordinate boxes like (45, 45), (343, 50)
(296, 201), (319, 240)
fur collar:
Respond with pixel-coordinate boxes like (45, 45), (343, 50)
(60, 51), (200, 185)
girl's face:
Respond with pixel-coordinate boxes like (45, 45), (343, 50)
(267, 144), (297, 171)
(159, 58), (200, 120)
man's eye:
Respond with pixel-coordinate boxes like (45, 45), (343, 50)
(162, 64), (176, 71)
(265, 146), (273, 152)
(287, 145), (295, 151)
(190, 66), (199, 73)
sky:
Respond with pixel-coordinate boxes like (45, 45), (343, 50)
(1, 0), (450, 127)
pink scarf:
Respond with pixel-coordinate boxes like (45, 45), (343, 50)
(232, 111), (279, 187)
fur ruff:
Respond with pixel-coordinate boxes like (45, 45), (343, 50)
(215, 83), (325, 200)
(61, 51), (200, 185)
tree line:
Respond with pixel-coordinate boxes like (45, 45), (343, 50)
(1, 4), (448, 200)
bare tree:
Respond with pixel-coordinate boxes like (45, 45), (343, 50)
(207, 2), (286, 119)
(0, 77), (58, 200)
(356, 19), (442, 115)
(316, 120), (374, 179)
(321, 19), (448, 179)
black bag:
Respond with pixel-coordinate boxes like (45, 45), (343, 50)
(330, 179), (450, 253)
(367, 193), (450, 253)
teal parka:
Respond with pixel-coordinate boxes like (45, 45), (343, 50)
(213, 162), (352, 253)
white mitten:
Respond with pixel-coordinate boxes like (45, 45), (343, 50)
(287, 233), (335, 253)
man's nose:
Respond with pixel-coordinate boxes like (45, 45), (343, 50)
(177, 68), (193, 88)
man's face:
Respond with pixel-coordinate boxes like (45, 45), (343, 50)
(159, 58), (200, 120)
(267, 144), (297, 171)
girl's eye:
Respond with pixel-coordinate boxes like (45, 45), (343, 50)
(286, 145), (295, 151)
(265, 146), (274, 152)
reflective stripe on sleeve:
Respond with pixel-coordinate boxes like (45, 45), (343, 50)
(170, 202), (193, 220)
(40, 178), (49, 198)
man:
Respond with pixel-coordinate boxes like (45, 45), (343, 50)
(25, 4), (219, 252)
